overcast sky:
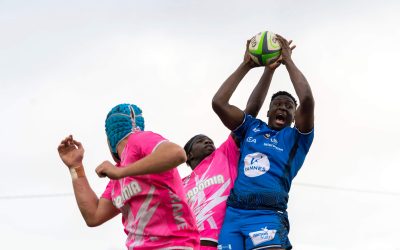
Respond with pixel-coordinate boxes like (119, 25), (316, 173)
(1, 0), (400, 249)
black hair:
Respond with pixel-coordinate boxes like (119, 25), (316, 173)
(183, 134), (211, 166)
(271, 91), (297, 106)
(184, 134), (208, 156)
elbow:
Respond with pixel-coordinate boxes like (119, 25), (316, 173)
(169, 144), (187, 165)
(175, 148), (187, 165)
(84, 215), (104, 228)
(211, 97), (223, 114)
(85, 219), (102, 228)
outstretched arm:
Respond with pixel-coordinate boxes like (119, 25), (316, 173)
(244, 65), (283, 117)
(212, 40), (259, 130)
(57, 135), (120, 227)
(277, 35), (314, 133)
(95, 141), (187, 179)
(212, 40), (283, 130)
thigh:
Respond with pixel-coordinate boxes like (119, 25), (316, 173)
(241, 211), (292, 250)
(217, 207), (245, 250)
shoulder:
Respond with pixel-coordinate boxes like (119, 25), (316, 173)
(281, 126), (314, 147)
(128, 131), (166, 143)
(235, 114), (264, 132)
(287, 126), (314, 138)
(128, 131), (168, 154)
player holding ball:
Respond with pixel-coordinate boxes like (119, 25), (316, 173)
(213, 33), (314, 250)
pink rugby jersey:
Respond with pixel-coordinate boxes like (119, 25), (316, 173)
(101, 131), (199, 250)
(182, 135), (239, 244)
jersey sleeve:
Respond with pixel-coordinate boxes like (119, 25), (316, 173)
(129, 131), (168, 158)
(295, 127), (314, 154)
(232, 114), (256, 143)
(219, 134), (239, 157)
(222, 134), (240, 180)
(100, 180), (113, 200)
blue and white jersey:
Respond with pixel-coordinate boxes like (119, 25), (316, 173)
(227, 114), (314, 211)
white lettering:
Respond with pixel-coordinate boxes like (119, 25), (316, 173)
(113, 181), (142, 208)
(263, 143), (283, 151)
(186, 175), (225, 199)
(246, 137), (257, 143)
(169, 191), (188, 230)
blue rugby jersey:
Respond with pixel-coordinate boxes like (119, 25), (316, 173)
(227, 114), (314, 211)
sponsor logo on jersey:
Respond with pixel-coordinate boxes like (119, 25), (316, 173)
(264, 133), (270, 138)
(113, 180), (142, 208)
(249, 227), (277, 246)
(169, 190), (189, 230)
(186, 175), (225, 200)
(263, 142), (283, 151)
(217, 244), (232, 249)
(244, 152), (270, 177)
(246, 137), (257, 143)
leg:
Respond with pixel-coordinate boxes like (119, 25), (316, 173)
(217, 206), (245, 250)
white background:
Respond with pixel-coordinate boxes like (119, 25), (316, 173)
(1, 0), (399, 249)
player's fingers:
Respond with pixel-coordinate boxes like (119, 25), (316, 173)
(96, 164), (109, 178)
(95, 166), (104, 178)
(61, 136), (70, 144)
(276, 34), (289, 46)
(57, 143), (65, 151)
(73, 139), (83, 149)
(290, 45), (297, 51)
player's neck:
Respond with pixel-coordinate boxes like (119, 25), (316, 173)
(117, 138), (128, 158)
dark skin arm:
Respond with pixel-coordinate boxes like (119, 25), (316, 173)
(212, 39), (291, 131)
(276, 35), (314, 133)
(211, 60), (252, 131)
(244, 67), (277, 117)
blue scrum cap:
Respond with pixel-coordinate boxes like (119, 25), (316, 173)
(105, 104), (145, 154)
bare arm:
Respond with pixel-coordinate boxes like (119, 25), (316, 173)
(244, 66), (276, 117)
(57, 136), (120, 227)
(212, 61), (253, 131)
(212, 40), (262, 130)
(278, 35), (314, 132)
(95, 141), (187, 179)
(212, 40), (282, 130)
(72, 173), (120, 227)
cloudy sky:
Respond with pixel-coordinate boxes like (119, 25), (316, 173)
(1, 0), (400, 249)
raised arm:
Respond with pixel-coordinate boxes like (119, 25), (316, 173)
(95, 141), (187, 179)
(212, 41), (257, 130)
(212, 40), (283, 130)
(277, 35), (314, 133)
(244, 64), (284, 117)
(57, 135), (120, 227)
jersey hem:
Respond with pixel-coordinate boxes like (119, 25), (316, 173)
(232, 111), (247, 132)
(294, 126), (314, 135)
(151, 139), (168, 153)
(200, 237), (218, 243)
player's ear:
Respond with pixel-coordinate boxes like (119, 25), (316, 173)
(187, 152), (193, 162)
